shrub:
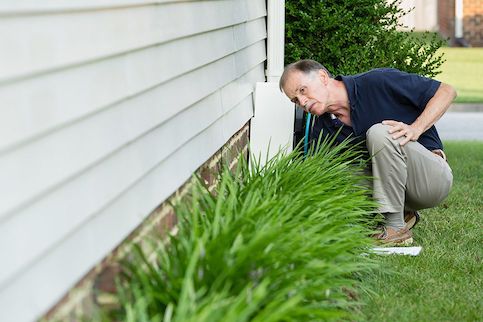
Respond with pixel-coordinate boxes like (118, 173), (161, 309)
(285, 0), (446, 77)
(101, 139), (378, 322)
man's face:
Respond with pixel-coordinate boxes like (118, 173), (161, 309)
(282, 70), (330, 115)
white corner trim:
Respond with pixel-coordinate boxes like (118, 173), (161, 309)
(455, 0), (463, 38)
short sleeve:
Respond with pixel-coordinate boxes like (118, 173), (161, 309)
(381, 69), (441, 110)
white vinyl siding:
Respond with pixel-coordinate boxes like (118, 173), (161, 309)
(0, 1), (267, 321)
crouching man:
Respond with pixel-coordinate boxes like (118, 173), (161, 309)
(280, 59), (455, 245)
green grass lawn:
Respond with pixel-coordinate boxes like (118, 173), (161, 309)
(359, 141), (483, 321)
(435, 48), (483, 103)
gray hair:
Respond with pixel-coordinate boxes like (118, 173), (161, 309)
(279, 59), (332, 92)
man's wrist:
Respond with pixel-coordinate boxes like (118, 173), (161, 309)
(411, 123), (425, 138)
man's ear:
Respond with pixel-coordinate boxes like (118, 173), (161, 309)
(318, 69), (328, 85)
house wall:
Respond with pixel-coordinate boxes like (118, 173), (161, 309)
(46, 123), (251, 321)
(463, 0), (483, 46)
(438, 0), (455, 39)
(0, 1), (267, 321)
(398, 0), (438, 31)
(438, 0), (483, 46)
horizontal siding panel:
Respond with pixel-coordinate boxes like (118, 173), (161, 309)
(0, 40), (265, 222)
(233, 17), (267, 51)
(0, 63), (265, 291)
(0, 17), (266, 153)
(0, 1), (178, 13)
(0, 0), (266, 82)
(0, 94), (255, 322)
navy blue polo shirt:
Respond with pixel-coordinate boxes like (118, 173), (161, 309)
(311, 68), (444, 151)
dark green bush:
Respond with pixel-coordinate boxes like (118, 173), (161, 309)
(285, 0), (446, 77)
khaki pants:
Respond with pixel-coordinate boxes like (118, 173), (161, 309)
(366, 123), (453, 214)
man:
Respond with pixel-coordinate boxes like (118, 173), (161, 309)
(280, 59), (455, 245)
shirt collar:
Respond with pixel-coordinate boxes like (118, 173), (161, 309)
(335, 74), (357, 110)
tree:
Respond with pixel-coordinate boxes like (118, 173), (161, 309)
(285, 0), (445, 77)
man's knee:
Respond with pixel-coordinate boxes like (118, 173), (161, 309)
(366, 123), (393, 147)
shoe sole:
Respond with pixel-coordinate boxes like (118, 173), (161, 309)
(379, 237), (414, 247)
(399, 237), (414, 246)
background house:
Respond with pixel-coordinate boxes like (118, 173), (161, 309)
(438, 0), (482, 46)
(0, 1), (292, 321)
(397, 0), (439, 32)
(398, 0), (482, 46)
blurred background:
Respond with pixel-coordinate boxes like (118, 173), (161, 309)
(398, 0), (483, 140)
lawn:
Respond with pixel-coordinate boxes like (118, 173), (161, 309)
(435, 48), (483, 103)
(359, 141), (483, 321)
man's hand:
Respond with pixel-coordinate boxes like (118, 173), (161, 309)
(382, 120), (423, 146)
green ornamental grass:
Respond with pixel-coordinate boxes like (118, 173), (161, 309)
(104, 138), (379, 321)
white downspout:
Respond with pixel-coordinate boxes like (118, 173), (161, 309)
(455, 0), (463, 38)
(266, 0), (285, 83)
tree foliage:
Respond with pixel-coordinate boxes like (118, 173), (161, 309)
(285, 0), (446, 77)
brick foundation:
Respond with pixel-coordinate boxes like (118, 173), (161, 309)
(42, 122), (250, 321)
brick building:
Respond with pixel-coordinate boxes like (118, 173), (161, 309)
(438, 0), (483, 46)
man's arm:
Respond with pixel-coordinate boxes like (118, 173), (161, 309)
(383, 82), (457, 146)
